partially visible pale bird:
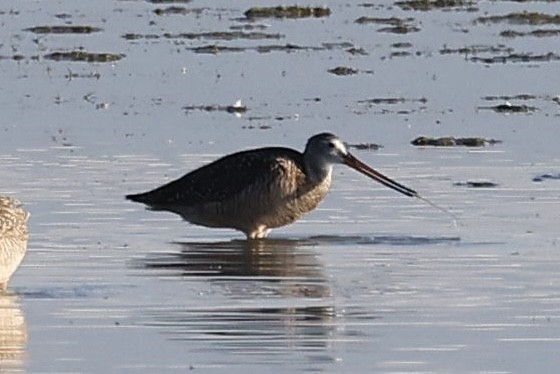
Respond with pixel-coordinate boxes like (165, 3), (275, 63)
(0, 196), (29, 290)
(126, 133), (432, 239)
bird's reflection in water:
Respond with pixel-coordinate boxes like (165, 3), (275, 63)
(145, 239), (315, 274)
(0, 293), (26, 370)
(138, 239), (338, 362)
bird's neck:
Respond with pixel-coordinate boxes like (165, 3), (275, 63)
(304, 157), (333, 185)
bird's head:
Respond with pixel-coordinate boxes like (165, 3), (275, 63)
(304, 132), (349, 165)
(304, 132), (417, 197)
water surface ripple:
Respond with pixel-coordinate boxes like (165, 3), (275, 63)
(1, 0), (559, 373)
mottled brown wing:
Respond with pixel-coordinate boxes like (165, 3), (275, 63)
(126, 147), (305, 208)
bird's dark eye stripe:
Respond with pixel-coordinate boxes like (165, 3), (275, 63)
(328, 142), (335, 148)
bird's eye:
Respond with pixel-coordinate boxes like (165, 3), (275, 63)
(328, 142), (335, 149)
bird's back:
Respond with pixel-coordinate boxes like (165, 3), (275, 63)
(127, 147), (306, 208)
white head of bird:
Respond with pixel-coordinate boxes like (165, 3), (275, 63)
(303, 133), (350, 183)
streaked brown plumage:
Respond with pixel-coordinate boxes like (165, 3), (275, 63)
(126, 133), (418, 239)
(0, 196), (29, 290)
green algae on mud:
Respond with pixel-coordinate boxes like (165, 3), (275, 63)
(411, 136), (501, 147)
(244, 6), (331, 20)
(44, 51), (124, 63)
(25, 25), (102, 34)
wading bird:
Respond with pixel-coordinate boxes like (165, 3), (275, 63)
(0, 196), (29, 290)
(127, 133), (441, 239)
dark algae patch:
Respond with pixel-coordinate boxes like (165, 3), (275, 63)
(478, 103), (537, 113)
(454, 181), (500, 188)
(411, 136), (501, 147)
(181, 31), (282, 41)
(476, 12), (560, 25)
(123, 31), (283, 41)
(348, 143), (383, 151)
(65, 70), (101, 80)
(483, 94), (559, 106)
(0, 54), (36, 61)
(470, 52), (560, 64)
(355, 17), (407, 25)
(347, 47), (369, 56)
(189, 45), (246, 54)
(440, 45), (513, 56)
(438, 44), (555, 65)
(255, 44), (315, 53)
(533, 173), (560, 182)
(355, 16), (420, 33)
(482, 94), (538, 101)
(244, 6), (331, 19)
(153, 7), (198, 15)
(356, 97), (427, 114)
(328, 66), (359, 76)
(44, 51), (124, 63)
(359, 97), (428, 104)
(500, 29), (560, 38)
(25, 25), (102, 34)
(185, 42), (327, 54)
(184, 102), (248, 115)
(395, 0), (477, 11)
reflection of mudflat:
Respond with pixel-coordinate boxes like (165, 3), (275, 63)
(0, 294), (27, 370)
(137, 239), (337, 360)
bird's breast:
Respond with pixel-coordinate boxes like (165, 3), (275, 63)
(258, 168), (332, 229)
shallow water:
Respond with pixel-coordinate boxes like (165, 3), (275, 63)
(1, 0), (560, 373)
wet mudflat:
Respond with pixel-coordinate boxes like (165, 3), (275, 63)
(1, 0), (560, 373)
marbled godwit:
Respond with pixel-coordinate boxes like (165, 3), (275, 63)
(0, 197), (29, 290)
(127, 133), (440, 239)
